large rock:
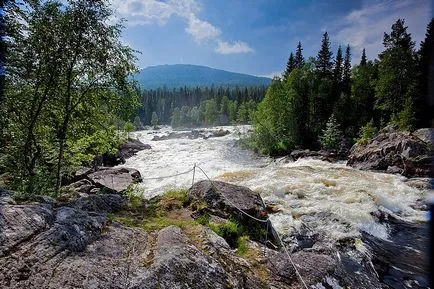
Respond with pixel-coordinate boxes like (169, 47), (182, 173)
(96, 138), (151, 167)
(188, 180), (266, 221)
(188, 180), (279, 245)
(88, 167), (142, 193)
(413, 128), (434, 146)
(347, 129), (434, 177)
(282, 149), (339, 162)
(119, 138), (151, 159)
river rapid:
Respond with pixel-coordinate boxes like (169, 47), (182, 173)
(121, 126), (429, 245)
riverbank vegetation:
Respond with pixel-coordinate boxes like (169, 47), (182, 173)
(251, 18), (433, 155)
(0, 0), (139, 195)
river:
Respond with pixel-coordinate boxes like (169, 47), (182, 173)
(121, 125), (429, 245)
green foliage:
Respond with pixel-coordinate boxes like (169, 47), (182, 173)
(209, 219), (246, 248)
(1, 0), (139, 194)
(375, 19), (418, 121)
(136, 85), (266, 127)
(319, 114), (342, 150)
(252, 18), (431, 156)
(236, 235), (250, 256)
(356, 119), (378, 144)
(390, 96), (416, 131)
(66, 127), (124, 168)
(195, 213), (211, 226)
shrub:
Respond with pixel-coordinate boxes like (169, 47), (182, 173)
(356, 119), (378, 144)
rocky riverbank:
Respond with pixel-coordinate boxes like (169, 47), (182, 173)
(347, 127), (434, 178)
(0, 178), (429, 289)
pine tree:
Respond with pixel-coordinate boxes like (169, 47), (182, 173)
(284, 52), (295, 79)
(295, 41), (304, 68)
(333, 46), (343, 83)
(360, 48), (367, 66)
(316, 32), (333, 76)
(342, 45), (352, 94)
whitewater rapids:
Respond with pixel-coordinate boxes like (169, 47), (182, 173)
(121, 126), (429, 243)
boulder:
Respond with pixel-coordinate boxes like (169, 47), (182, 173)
(347, 129), (434, 177)
(96, 138), (151, 167)
(188, 180), (266, 221)
(69, 194), (125, 213)
(413, 128), (434, 146)
(88, 167), (142, 193)
(283, 149), (339, 162)
(64, 179), (94, 194)
(118, 138), (151, 159)
(188, 180), (278, 244)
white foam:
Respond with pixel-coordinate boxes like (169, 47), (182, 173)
(120, 125), (429, 241)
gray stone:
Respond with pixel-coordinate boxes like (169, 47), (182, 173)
(347, 129), (433, 177)
(88, 167), (142, 193)
(413, 128), (434, 146)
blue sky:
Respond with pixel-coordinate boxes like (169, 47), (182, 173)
(112, 0), (433, 77)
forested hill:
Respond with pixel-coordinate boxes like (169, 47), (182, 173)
(133, 64), (271, 89)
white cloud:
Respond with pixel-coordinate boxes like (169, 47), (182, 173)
(215, 41), (254, 55)
(333, 0), (430, 61)
(185, 15), (221, 43)
(110, 0), (253, 55)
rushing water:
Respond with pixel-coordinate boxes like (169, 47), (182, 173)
(121, 126), (429, 243)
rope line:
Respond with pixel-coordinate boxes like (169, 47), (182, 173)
(140, 167), (194, 181)
(194, 165), (308, 289)
(134, 164), (308, 288)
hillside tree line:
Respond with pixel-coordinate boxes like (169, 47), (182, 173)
(134, 85), (267, 128)
(252, 18), (433, 155)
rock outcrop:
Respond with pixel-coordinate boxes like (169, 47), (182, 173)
(65, 167), (142, 195)
(347, 128), (434, 177)
(96, 138), (151, 167)
(281, 149), (341, 162)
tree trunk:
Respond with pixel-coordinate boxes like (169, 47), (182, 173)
(55, 124), (67, 194)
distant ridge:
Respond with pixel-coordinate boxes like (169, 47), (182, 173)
(133, 64), (271, 89)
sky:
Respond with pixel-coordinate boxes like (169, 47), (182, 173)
(111, 0), (433, 77)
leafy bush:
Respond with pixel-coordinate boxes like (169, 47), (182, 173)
(356, 119), (378, 144)
(209, 219), (247, 248)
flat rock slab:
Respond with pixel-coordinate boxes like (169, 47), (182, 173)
(88, 167), (142, 193)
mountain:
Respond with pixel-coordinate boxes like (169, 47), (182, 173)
(133, 64), (271, 89)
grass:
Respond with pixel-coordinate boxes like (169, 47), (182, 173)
(108, 188), (198, 234)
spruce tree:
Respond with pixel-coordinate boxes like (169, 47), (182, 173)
(360, 48), (367, 66)
(316, 32), (333, 76)
(418, 18), (434, 127)
(342, 45), (352, 95)
(295, 41), (304, 68)
(333, 46), (343, 83)
(375, 19), (418, 123)
(283, 52), (295, 79)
